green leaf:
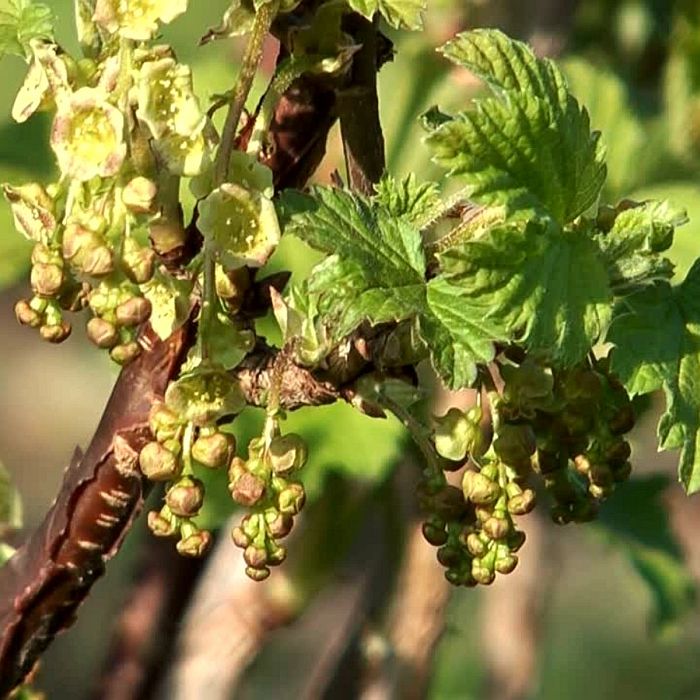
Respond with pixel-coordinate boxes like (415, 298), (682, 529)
(609, 262), (700, 492)
(426, 29), (606, 224)
(347, 0), (425, 30)
(0, 0), (54, 60)
(373, 173), (441, 229)
(200, 310), (254, 370)
(439, 220), (612, 366)
(598, 476), (695, 631)
(278, 187), (426, 338)
(418, 276), (505, 389)
(596, 199), (687, 294)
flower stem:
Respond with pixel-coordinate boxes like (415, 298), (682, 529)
(213, 1), (279, 187)
(201, 2), (278, 361)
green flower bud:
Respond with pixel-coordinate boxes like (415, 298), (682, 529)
(115, 296), (152, 327)
(507, 489), (536, 515)
(462, 470), (500, 506)
(31, 262), (64, 297)
(122, 239), (156, 284)
(245, 565), (270, 581)
(166, 477), (205, 517)
(588, 463), (613, 488)
(231, 526), (250, 548)
(147, 509), (177, 537)
(110, 341), (141, 365)
(139, 441), (181, 481)
(40, 321), (71, 343)
(267, 543), (287, 566)
(472, 562), (495, 586)
(437, 545), (461, 568)
(14, 299), (42, 327)
(483, 515), (511, 540)
(192, 431), (234, 469)
(244, 545), (268, 569)
(278, 483), (306, 516)
(495, 554), (518, 575)
(149, 217), (188, 257)
(266, 512), (294, 539)
(86, 317), (119, 348)
(50, 87), (126, 181)
(267, 433), (308, 475)
(122, 176), (158, 214)
(422, 521), (448, 547)
(177, 529), (212, 557)
(148, 402), (182, 442)
(466, 532), (488, 557)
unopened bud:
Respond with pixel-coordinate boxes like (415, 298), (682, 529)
(82, 245), (114, 276)
(149, 402), (181, 442)
(40, 321), (71, 343)
(123, 244), (155, 284)
(115, 296), (152, 326)
(266, 512), (293, 539)
(278, 483), (305, 515)
(122, 176), (157, 214)
(244, 544), (268, 569)
(466, 532), (487, 557)
(139, 441), (181, 480)
(507, 489), (536, 515)
(86, 317), (118, 348)
(31, 262), (64, 297)
(267, 433), (308, 475)
(192, 431), (234, 468)
(472, 562), (495, 585)
(245, 565), (270, 581)
(177, 529), (212, 557)
(147, 510), (177, 537)
(231, 526), (250, 548)
(462, 470), (500, 505)
(267, 543), (287, 566)
(15, 299), (42, 327)
(229, 468), (266, 507)
(483, 515), (511, 540)
(110, 341), (141, 365)
(494, 554), (518, 574)
(422, 522), (448, 546)
(437, 545), (461, 568)
(166, 477), (205, 517)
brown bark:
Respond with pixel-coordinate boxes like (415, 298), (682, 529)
(0, 322), (192, 695)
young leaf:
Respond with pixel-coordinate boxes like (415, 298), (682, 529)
(418, 277), (506, 389)
(0, 0), (54, 60)
(426, 29), (606, 225)
(347, 0), (425, 30)
(373, 173), (441, 228)
(439, 220), (612, 366)
(609, 262), (700, 492)
(278, 187), (426, 338)
(596, 199), (687, 294)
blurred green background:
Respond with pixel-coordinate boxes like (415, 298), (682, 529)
(4, 0), (700, 698)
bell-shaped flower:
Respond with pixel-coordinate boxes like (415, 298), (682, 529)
(93, 0), (189, 41)
(197, 183), (280, 269)
(136, 58), (204, 139)
(50, 87), (126, 181)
